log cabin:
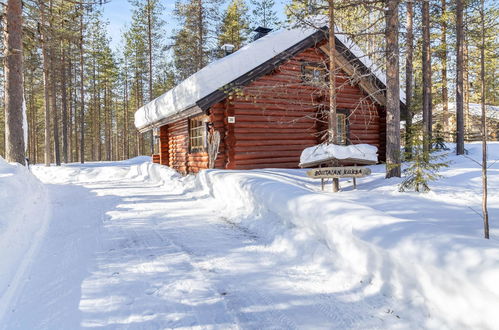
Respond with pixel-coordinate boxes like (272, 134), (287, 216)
(134, 26), (406, 174)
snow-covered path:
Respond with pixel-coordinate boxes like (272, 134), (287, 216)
(2, 162), (394, 329)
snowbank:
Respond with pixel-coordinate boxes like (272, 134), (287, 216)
(0, 158), (49, 318)
(32, 158), (186, 193)
(300, 143), (378, 165)
(193, 169), (498, 328)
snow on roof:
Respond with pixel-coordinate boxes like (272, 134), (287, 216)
(135, 23), (405, 130)
(299, 143), (378, 166)
(134, 27), (319, 130)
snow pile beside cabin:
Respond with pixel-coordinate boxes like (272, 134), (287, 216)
(190, 143), (498, 329)
(300, 143), (378, 165)
(0, 157), (49, 318)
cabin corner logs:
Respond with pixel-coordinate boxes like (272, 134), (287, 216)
(152, 45), (387, 174)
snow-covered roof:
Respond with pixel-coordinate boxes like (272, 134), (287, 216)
(300, 143), (378, 167)
(135, 25), (405, 131)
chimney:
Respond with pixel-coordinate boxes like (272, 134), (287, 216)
(253, 27), (272, 41)
(220, 43), (235, 56)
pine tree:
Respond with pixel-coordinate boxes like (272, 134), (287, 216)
(172, 0), (222, 80)
(251, 0), (280, 29)
(218, 0), (250, 51)
(385, 0), (401, 178)
(399, 134), (449, 193)
(3, 0), (26, 165)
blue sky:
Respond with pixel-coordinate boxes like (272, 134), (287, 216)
(102, 0), (287, 51)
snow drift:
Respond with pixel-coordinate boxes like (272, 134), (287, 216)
(0, 157), (49, 319)
(193, 167), (499, 329)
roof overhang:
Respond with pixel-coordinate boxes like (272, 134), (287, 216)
(137, 105), (203, 133)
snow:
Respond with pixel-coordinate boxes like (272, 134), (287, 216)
(0, 157), (49, 321)
(300, 143), (378, 165)
(435, 102), (499, 119)
(135, 23), (405, 130)
(1, 143), (498, 329)
(134, 27), (318, 130)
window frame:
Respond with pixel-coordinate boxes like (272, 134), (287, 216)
(301, 62), (327, 87)
(188, 115), (208, 153)
(336, 110), (349, 145)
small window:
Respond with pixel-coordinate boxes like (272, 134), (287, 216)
(189, 116), (207, 152)
(337, 113), (347, 145)
(301, 63), (326, 86)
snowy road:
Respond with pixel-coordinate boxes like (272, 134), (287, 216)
(1, 162), (395, 329)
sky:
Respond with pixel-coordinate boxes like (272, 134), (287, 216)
(101, 0), (287, 51)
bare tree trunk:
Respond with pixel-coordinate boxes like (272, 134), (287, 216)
(3, 0), (25, 165)
(441, 0), (448, 115)
(479, 0), (489, 239)
(91, 57), (96, 160)
(328, 0), (339, 192)
(61, 38), (68, 163)
(422, 0), (432, 153)
(40, 0), (51, 166)
(79, 6), (85, 164)
(123, 58), (129, 160)
(49, 0), (60, 166)
(197, 0), (204, 70)
(385, 0), (401, 178)
(404, 0), (414, 157)
(147, 0), (155, 155)
(456, 0), (465, 154)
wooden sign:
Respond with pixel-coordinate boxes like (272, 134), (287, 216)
(307, 166), (371, 179)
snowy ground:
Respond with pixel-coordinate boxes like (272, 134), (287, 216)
(0, 143), (498, 329)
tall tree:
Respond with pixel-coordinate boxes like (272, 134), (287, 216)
(3, 0), (25, 165)
(218, 0), (250, 51)
(385, 0), (401, 178)
(39, 0), (52, 166)
(439, 0), (448, 114)
(456, 0), (465, 155)
(479, 0), (489, 239)
(251, 0), (280, 29)
(79, 3), (86, 163)
(172, 0), (221, 80)
(404, 0), (414, 158)
(422, 0), (432, 153)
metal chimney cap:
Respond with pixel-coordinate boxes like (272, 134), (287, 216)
(254, 26), (272, 34)
(220, 44), (235, 52)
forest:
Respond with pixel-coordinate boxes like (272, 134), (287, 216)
(0, 0), (497, 166)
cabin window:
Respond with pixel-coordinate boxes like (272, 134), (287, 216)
(301, 63), (326, 86)
(337, 113), (348, 145)
(189, 116), (207, 152)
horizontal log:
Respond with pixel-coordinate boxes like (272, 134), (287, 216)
(235, 162), (299, 170)
(234, 144), (314, 152)
(235, 157), (299, 166)
(235, 133), (318, 140)
(188, 161), (209, 167)
(234, 150), (301, 161)
(235, 121), (316, 129)
(235, 139), (315, 147)
(234, 127), (317, 134)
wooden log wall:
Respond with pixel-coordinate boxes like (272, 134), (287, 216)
(158, 43), (387, 173)
(165, 119), (188, 174)
(159, 125), (169, 166)
(216, 46), (386, 170)
(159, 117), (210, 174)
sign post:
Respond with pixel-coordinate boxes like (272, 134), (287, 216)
(306, 166), (372, 191)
